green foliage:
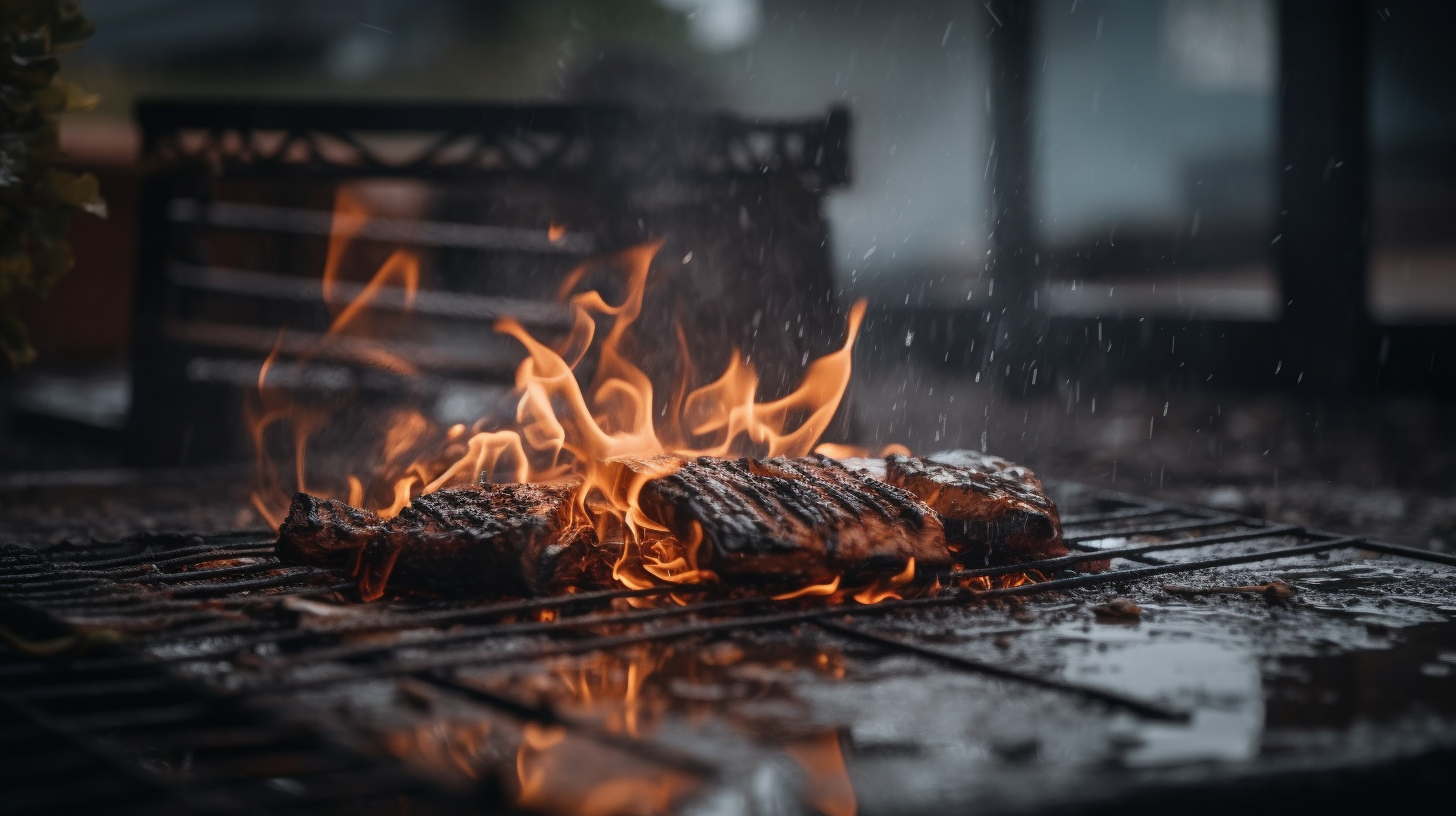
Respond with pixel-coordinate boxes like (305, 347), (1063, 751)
(0, 0), (103, 367)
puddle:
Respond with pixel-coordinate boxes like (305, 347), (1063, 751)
(1263, 620), (1456, 735)
(1052, 612), (1456, 768)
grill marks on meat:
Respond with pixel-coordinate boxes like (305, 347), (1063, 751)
(878, 451), (1066, 563)
(278, 481), (602, 601)
(276, 449), (1070, 600)
(624, 453), (950, 584)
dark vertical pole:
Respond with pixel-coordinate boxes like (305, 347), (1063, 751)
(126, 104), (185, 465)
(985, 0), (1041, 390)
(1277, 0), (1371, 389)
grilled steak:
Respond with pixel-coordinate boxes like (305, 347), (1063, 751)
(277, 481), (603, 601)
(874, 451), (1066, 563)
(618, 453), (950, 584)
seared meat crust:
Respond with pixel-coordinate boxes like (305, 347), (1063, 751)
(277, 481), (602, 600)
(622, 453), (950, 584)
(880, 451), (1066, 562)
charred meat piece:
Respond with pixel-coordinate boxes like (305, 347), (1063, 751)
(878, 451), (1066, 563)
(925, 449), (1049, 492)
(621, 453), (950, 584)
(278, 481), (603, 601)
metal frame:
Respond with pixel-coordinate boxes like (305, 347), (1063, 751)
(136, 100), (851, 185)
(125, 100), (853, 466)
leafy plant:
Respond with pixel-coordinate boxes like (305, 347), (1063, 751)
(0, 0), (103, 367)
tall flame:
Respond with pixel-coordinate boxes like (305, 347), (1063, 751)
(251, 207), (872, 590)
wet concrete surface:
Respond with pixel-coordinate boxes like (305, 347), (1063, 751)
(180, 539), (1456, 815)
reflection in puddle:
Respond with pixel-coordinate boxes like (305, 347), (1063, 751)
(377, 602), (1456, 814)
(782, 731), (857, 816)
(1054, 615), (1456, 767)
(515, 724), (699, 816)
(1263, 621), (1456, 737)
(382, 638), (856, 815)
(1061, 631), (1263, 766)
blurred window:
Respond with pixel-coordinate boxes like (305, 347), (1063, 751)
(1369, 2), (1456, 323)
(1035, 0), (1278, 321)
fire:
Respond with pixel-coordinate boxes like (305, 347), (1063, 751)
(954, 569), (1047, 592)
(851, 557), (916, 605)
(248, 193), (1049, 601)
(249, 190), (888, 597)
(772, 576), (841, 601)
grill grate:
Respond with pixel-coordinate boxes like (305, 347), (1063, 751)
(3, 483), (1455, 814)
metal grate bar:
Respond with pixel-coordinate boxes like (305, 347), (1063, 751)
(240, 538), (1363, 696)
(815, 619), (1187, 721)
(162, 568), (336, 598)
(971, 538), (1355, 601)
(1353, 539), (1456, 568)
(130, 560), (287, 584)
(8, 480), (1456, 814)
(246, 523), (1312, 669)
(259, 595), (770, 671)
(423, 673), (721, 777)
(950, 524), (1305, 580)
(1058, 505), (1170, 525)
(5, 546), (287, 586)
(1064, 514), (1241, 544)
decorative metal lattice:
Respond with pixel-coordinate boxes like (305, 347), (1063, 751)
(138, 102), (851, 186)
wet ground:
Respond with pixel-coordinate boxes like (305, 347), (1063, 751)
(211, 549), (1455, 815)
(31, 486), (1440, 816)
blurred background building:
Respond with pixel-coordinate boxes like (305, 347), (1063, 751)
(5, 0), (1456, 547)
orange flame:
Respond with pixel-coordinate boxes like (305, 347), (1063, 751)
(480, 242), (868, 593)
(251, 192), (875, 597)
(247, 192), (425, 527)
(852, 557), (917, 605)
(325, 248), (419, 339)
(321, 188), (369, 305)
(772, 576), (841, 601)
